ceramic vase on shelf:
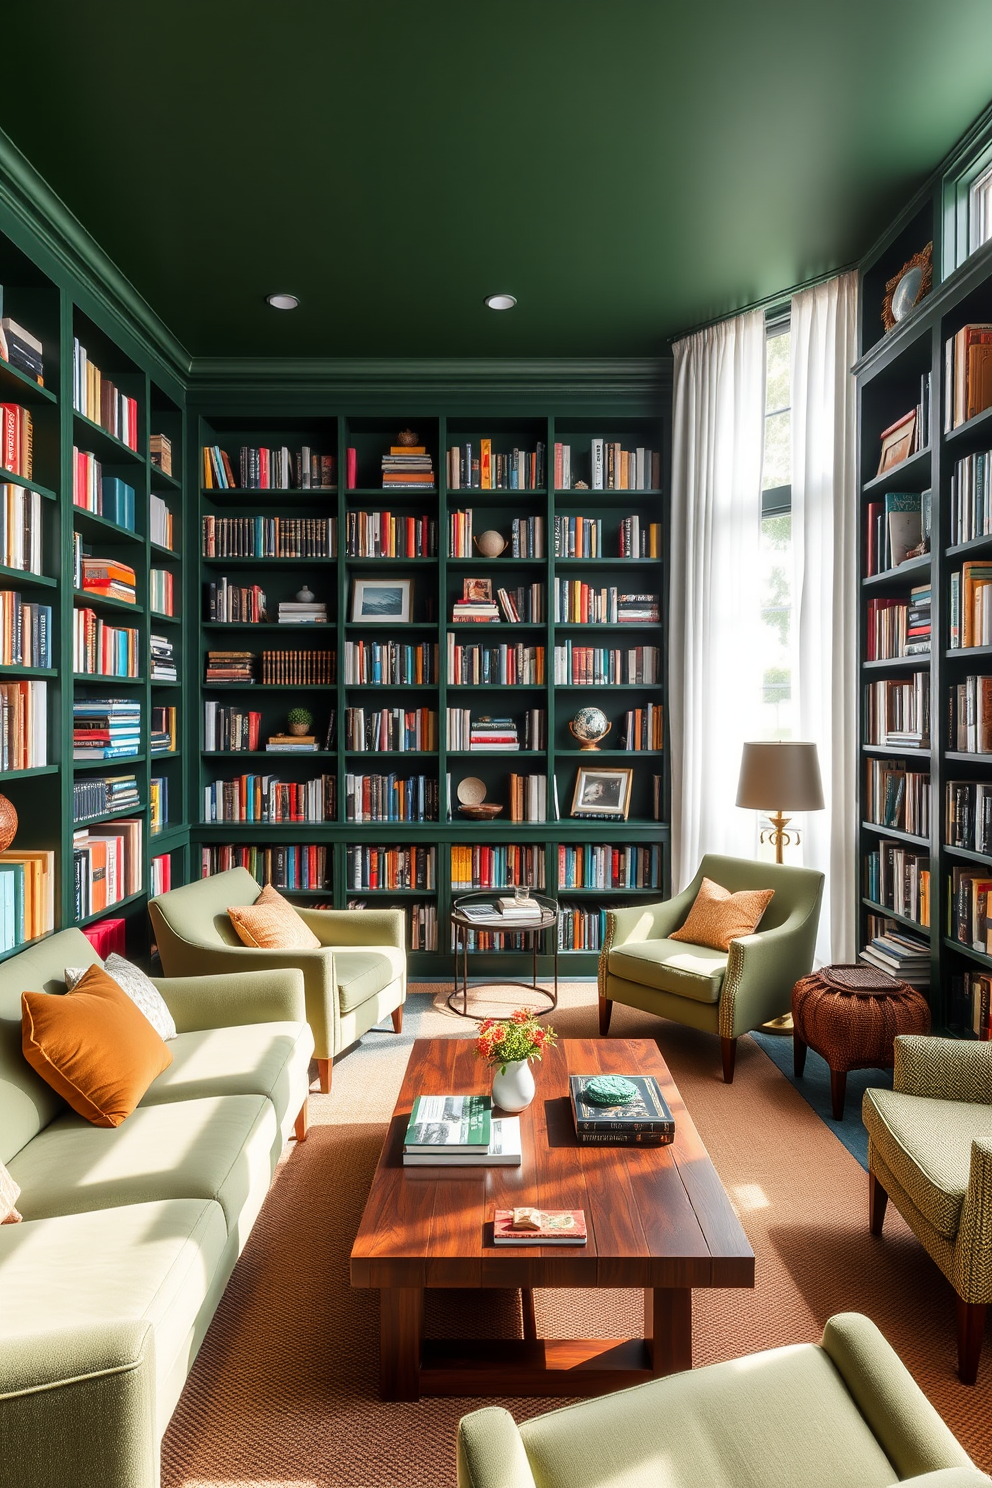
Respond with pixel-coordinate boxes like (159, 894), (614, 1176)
(492, 1059), (535, 1113)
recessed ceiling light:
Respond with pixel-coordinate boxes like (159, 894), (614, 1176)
(484, 293), (517, 311)
(266, 293), (299, 310)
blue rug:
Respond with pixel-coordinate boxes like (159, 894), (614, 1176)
(750, 1031), (892, 1169)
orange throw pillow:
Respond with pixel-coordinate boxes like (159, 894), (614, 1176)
(670, 877), (774, 953)
(228, 882), (321, 950)
(22, 964), (172, 1128)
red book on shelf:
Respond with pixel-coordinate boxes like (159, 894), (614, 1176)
(347, 447), (357, 490)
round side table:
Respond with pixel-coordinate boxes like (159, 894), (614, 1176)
(449, 891), (559, 1019)
(791, 963), (930, 1120)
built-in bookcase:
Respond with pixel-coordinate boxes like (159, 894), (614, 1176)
(0, 221), (190, 963)
(190, 402), (670, 977)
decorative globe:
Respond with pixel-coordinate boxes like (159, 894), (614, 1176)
(473, 530), (508, 557)
(569, 706), (611, 751)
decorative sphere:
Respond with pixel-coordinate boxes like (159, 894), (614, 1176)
(569, 706), (611, 748)
(474, 529), (508, 557)
(0, 793), (16, 852)
(295, 584), (315, 603)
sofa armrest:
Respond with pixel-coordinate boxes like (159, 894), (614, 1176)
(718, 909), (819, 1038)
(820, 1313), (976, 1480)
(897, 1473), (992, 1487)
(0, 1320), (156, 1488)
(153, 967), (306, 1032)
(297, 906), (406, 951)
(955, 1139), (992, 1306)
(457, 1407), (537, 1488)
(894, 1036), (992, 1105)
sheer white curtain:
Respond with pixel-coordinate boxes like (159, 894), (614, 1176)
(670, 310), (767, 888)
(791, 272), (858, 963)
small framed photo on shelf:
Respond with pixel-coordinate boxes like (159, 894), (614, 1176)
(876, 410), (917, 475)
(570, 765), (633, 820)
(351, 577), (412, 624)
(464, 577), (492, 603)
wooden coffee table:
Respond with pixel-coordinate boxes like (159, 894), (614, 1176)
(350, 1036), (754, 1401)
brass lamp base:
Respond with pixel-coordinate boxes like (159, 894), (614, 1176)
(761, 812), (798, 1033)
(761, 1013), (795, 1035)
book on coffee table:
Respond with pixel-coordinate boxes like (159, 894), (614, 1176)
(493, 1208), (587, 1245)
(404, 1094), (492, 1153)
(569, 1074), (675, 1146)
(402, 1116), (521, 1166)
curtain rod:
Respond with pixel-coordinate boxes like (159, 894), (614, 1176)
(667, 261), (858, 344)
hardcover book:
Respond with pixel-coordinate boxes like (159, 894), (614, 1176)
(403, 1094), (492, 1152)
(493, 1208), (587, 1245)
(569, 1074), (675, 1145)
(402, 1115), (521, 1166)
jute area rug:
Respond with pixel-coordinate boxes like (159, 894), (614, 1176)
(162, 984), (991, 1487)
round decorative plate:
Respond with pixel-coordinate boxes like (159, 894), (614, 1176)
(456, 776), (487, 805)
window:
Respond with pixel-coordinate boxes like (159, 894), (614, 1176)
(759, 320), (793, 742)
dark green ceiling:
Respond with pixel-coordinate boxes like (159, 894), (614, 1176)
(4, 0), (992, 360)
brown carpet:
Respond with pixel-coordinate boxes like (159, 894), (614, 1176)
(161, 985), (991, 1487)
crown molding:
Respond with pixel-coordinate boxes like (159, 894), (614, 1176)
(0, 128), (192, 381)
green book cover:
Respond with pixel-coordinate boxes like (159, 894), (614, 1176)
(404, 1094), (492, 1151)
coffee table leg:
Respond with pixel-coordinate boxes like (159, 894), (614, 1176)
(379, 1287), (424, 1401)
(644, 1287), (692, 1376)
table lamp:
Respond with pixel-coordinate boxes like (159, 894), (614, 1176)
(736, 741), (824, 864)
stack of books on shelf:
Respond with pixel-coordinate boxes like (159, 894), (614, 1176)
(150, 569), (174, 615)
(72, 773), (141, 823)
(381, 441), (434, 491)
(1, 317), (43, 384)
(201, 515), (337, 559)
(73, 817), (142, 917)
(150, 635), (177, 682)
(554, 440), (660, 491)
(497, 892), (543, 919)
(946, 781), (992, 854)
(865, 491), (931, 575)
(864, 759), (930, 835)
(150, 705), (177, 754)
(345, 510), (436, 557)
(0, 591), (51, 667)
(1, 483), (44, 574)
(507, 775), (547, 823)
(619, 704), (663, 750)
(864, 672), (930, 747)
(558, 843), (662, 889)
(553, 582), (660, 625)
(866, 591), (931, 659)
(569, 1074), (674, 1147)
(445, 713), (520, 751)
(0, 678), (47, 768)
(343, 773), (438, 823)
(1, 404), (33, 478)
(402, 1095), (521, 1167)
(206, 651), (255, 684)
(203, 774), (336, 824)
(944, 325), (992, 430)
(450, 845), (545, 892)
(343, 639), (438, 684)
(80, 556), (136, 603)
(860, 924), (930, 986)
(452, 590), (500, 623)
(277, 599), (327, 624)
(150, 494), (174, 549)
(72, 341), (139, 450)
(150, 434), (172, 475)
(260, 649), (335, 684)
(948, 676), (992, 751)
(864, 843), (930, 925)
(0, 849), (55, 950)
(950, 449), (992, 543)
(346, 844), (436, 890)
(73, 699), (141, 760)
(950, 561), (992, 648)
(149, 776), (168, 832)
(950, 866), (992, 955)
(72, 612), (139, 677)
(265, 716), (334, 752)
(949, 971), (992, 1040)
(150, 853), (172, 897)
(206, 580), (267, 623)
(553, 642), (660, 685)
(446, 440), (546, 491)
(201, 843), (330, 890)
(203, 702), (261, 752)
(343, 705), (436, 752)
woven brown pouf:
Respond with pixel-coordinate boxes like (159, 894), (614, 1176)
(792, 963), (930, 1120)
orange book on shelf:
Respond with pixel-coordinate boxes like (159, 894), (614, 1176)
(481, 439), (491, 491)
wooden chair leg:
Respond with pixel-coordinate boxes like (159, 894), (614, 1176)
(721, 1036), (737, 1084)
(317, 1058), (332, 1095)
(521, 1288), (538, 1341)
(391, 1006), (403, 1034)
(957, 1298), (987, 1385)
(793, 1035), (808, 1077)
(868, 1170), (888, 1236)
(830, 1068), (847, 1121)
(294, 1100), (309, 1143)
(598, 995), (613, 1036)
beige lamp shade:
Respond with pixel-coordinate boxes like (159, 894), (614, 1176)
(736, 741), (824, 812)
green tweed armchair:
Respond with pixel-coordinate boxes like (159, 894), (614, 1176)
(598, 853), (823, 1082)
(864, 1034), (992, 1385)
(148, 867), (406, 1093)
(457, 1313), (989, 1488)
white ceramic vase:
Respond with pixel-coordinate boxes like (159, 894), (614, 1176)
(492, 1058), (535, 1113)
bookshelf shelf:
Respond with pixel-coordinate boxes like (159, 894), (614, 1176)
(861, 820), (930, 848)
(72, 508), (144, 544)
(944, 844), (992, 867)
(73, 590), (144, 616)
(0, 764), (58, 781)
(0, 664), (56, 678)
(862, 655), (930, 670)
(150, 611), (181, 625)
(78, 889), (146, 928)
(863, 743), (931, 759)
(555, 558), (663, 568)
(0, 470), (57, 501)
(0, 359), (56, 406)
(943, 404), (992, 446)
(73, 674), (145, 684)
(945, 535), (992, 558)
(0, 565), (56, 588)
(150, 541), (179, 560)
(945, 646), (992, 659)
(942, 936), (992, 973)
(861, 446), (931, 494)
(202, 622), (336, 632)
(74, 803), (149, 829)
(862, 555), (931, 589)
(72, 411), (145, 466)
(861, 896), (930, 935)
(945, 751), (992, 763)
(150, 468), (182, 491)
(72, 754), (147, 771)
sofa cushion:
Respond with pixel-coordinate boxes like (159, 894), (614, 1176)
(863, 1087), (992, 1238)
(608, 938), (728, 1004)
(0, 1159), (21, 1223)
(0, 1198), (228, 1433)
(21, 965), (173, 1128)
(66, 953), (177, 1041)
(228, 884), (321, 951)
(336, 946), (405, 1013)
(7, 1094), (277, 1242)
(670, 876), (774, 952)
(138, 1020), (313, 1138)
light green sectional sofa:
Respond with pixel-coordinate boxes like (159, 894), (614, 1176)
(0, 926), (314, 1488)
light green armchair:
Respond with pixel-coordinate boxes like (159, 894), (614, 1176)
(598, 853), (823, 1082)
(148, 867), (407, 1093)
(456, 1313), (989, 1488)
(864, 1035), (992, 1385)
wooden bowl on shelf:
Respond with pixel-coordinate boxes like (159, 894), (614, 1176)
(458, 804), (504, 820)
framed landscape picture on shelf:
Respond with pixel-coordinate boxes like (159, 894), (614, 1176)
(351, 577), (412, 624)
(570, 766), (633, 820)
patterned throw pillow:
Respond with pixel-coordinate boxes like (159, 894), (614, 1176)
(228, 883), (321, 950)
(65, 952), (177, 1040)
(670, 877), (775, 953)
(0, 1160), (21, 1224)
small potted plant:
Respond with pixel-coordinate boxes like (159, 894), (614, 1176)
(476, 1008), (557, 1112)
(287, 706), (314, 737)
